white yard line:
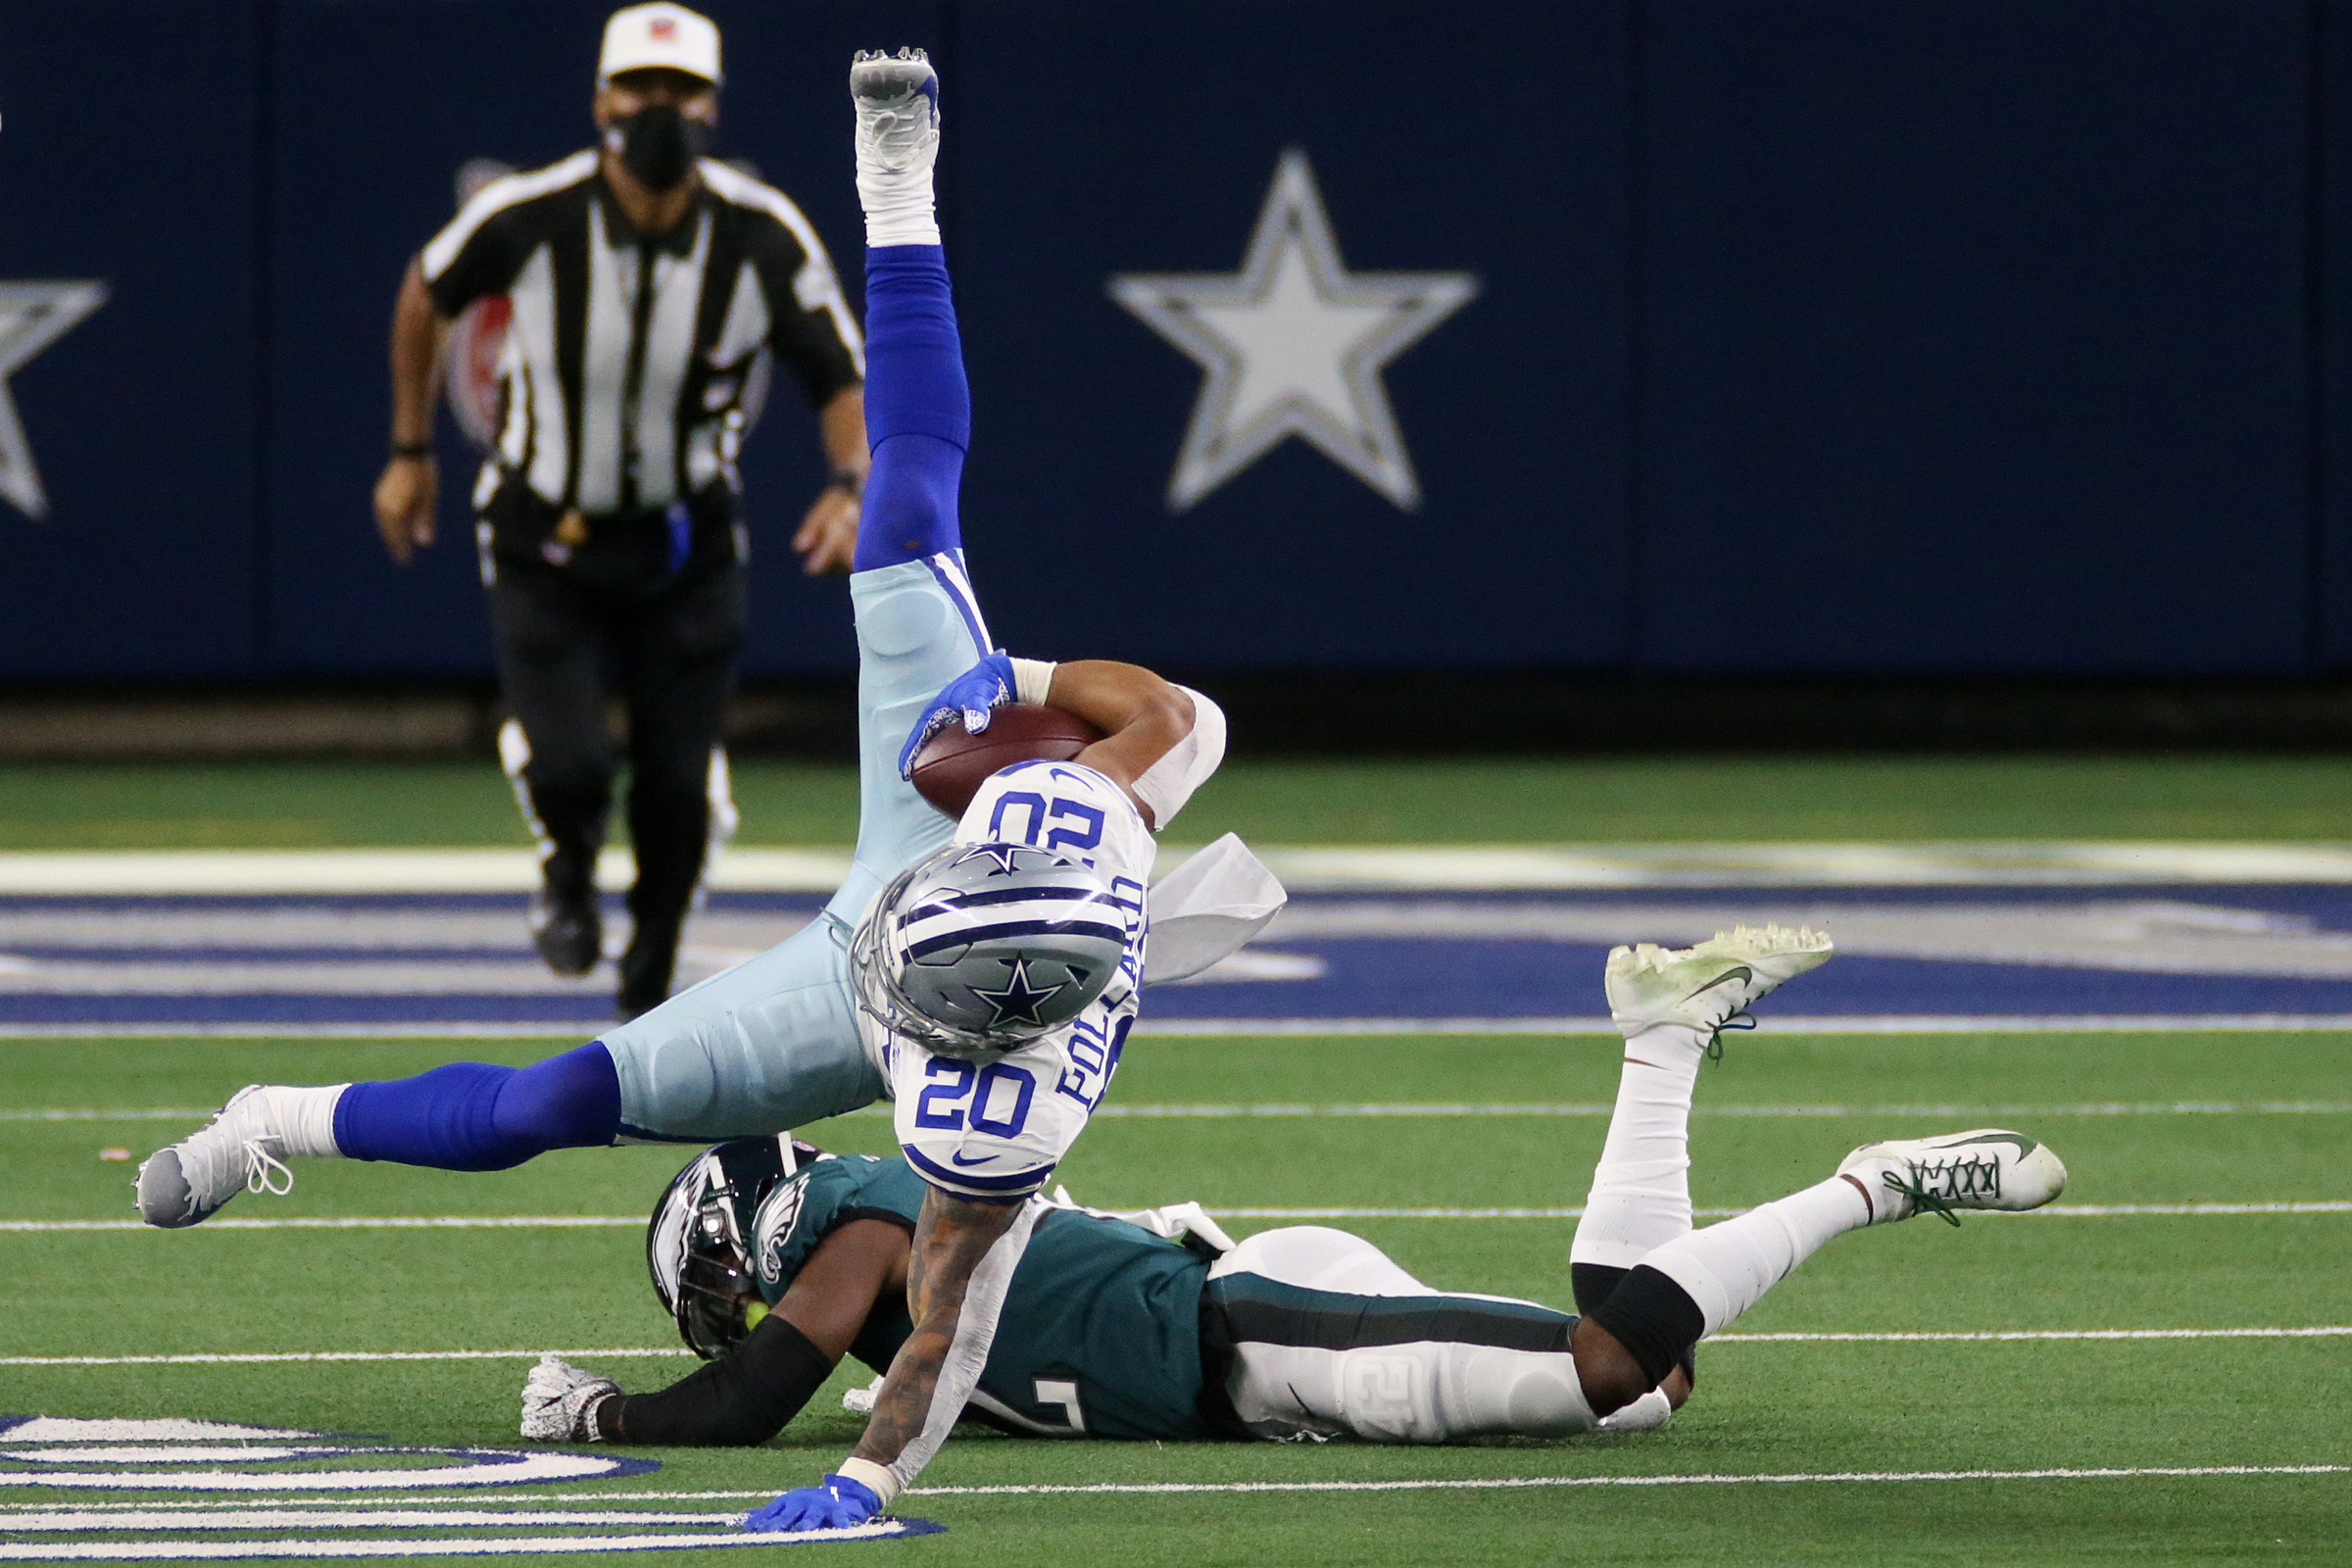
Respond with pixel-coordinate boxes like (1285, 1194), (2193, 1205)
(1204, 1201), (2352, 1219)
(14, 1463), (2337, 1518)
(0, 1526), (916, 1559)
(0, 1026), (599, 1041)
(0, 850), (853, 898)
(0, 1350), (675, 1369)
(15, 1101), (2349, 1124)
(1711, 1326), (2352, 1344)
(0, 1218), (646, 1234)
(22, 1466), (2328, 1514)
(1, 1111), (217, 1122)
(916, 1464), (2352, 1495)
(6, 1327), (2345, 1370)
(0, 1514), (746, 1534)
(1141, 1015), (2352, 1036)
(8, 1200), (2349, 1236)
(11, 1015), (2352, 1040)
(13, 842), (2352, 893)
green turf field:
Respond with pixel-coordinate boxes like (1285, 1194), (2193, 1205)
(4, 1028), (2346, 1563)
(5, 754), (2352, 847)
(1, 757), (2347, 1560)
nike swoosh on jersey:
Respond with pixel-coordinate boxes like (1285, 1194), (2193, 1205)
(1683, 965), (1753, 1001)
(950, 1151), (999, 1166)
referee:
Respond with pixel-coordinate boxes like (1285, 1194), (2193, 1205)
(371, 4), (866, 1020)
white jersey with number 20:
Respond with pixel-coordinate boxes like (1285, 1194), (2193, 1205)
(884, 760), (1156, 1202)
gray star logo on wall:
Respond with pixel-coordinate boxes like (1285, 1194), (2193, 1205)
(0, 280), (108, 520)
(1110, 150), (1476, 512)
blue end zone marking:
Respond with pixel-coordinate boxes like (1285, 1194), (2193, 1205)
(9, 886), (2352, 1030)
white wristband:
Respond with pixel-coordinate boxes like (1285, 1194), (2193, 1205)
(1008, 658), (1056, 708)
(835, 1455), (901, 1508)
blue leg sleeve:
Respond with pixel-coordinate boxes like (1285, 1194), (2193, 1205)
(333, 1042), (621, 1171)
(855, 246), (970, 570)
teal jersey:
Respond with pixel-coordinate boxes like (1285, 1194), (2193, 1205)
(749, 1154), (1218, 1441)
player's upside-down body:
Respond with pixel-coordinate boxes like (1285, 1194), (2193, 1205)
(523, 926), (2069, 1452)
(133, 44), (1288, 1534)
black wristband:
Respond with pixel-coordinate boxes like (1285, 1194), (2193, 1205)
(825, 469), (864, 498)
(390, 441), (432, 459)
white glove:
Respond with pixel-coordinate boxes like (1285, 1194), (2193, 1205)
(520, 1354), (621, 1442)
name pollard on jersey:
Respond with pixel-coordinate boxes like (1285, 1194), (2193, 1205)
(877, 760), (1159, 1201)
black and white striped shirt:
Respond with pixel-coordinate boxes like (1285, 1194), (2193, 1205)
(421, 151), (863, 520)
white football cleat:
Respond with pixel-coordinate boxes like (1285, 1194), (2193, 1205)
(134, 1085), (297, 1229)
(1603, 923), (1834, 1049)
(852, 49), (939, 181)
(1837, 1128), (2069, 1227)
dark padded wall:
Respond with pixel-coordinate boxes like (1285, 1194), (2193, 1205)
(0, 1), (264, 675)
(1636, 0), (2313, 674)
(949, 0), (1631, 670)
(0, 0), (2340, 678)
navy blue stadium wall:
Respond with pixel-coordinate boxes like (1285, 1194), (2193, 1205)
(0, 0), (2343, 680)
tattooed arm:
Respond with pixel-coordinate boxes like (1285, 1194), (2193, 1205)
(851, 1188), (1027, 1471)
(743, 1186), (1042, 1532)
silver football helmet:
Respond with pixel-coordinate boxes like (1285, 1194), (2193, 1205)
(647, 1135), (817, 1359)
(851, 840), (1130, 1057)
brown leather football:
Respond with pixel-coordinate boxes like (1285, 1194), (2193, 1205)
(908, 703), (1106, 817)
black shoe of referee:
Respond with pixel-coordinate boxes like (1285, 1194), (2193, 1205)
(529, 868), (603, 979)
(614, 915), (681, 1022)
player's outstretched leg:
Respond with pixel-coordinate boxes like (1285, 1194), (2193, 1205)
(1567, 923), (1832, 1421)
(821, 48), (997, 929)
(1573, 1129), (2068, 1415)
(135, 1043), (621, 1228)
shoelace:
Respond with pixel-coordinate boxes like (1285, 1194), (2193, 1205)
(1704, 1011), (1756, 1064)
(1880, 1152), (2001, 1227)
(241, 1138), (294, 1197)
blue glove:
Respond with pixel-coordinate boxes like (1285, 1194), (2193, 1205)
(741, 1473), (884, 1533)
(898, 653), (1016, 779)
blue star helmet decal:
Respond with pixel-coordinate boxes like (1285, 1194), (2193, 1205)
(966, 957), (1072, 1028)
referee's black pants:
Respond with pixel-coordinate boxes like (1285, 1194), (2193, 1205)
(488, 555), (746, 1012)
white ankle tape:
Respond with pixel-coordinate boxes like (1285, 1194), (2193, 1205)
(270, 1085), (350, 1159)
(863, 207), (941, 248)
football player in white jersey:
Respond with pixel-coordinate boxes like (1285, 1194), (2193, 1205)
(132, 44), (1281, 1526)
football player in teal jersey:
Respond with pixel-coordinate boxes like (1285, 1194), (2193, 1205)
(522, 926), (2070, 1465)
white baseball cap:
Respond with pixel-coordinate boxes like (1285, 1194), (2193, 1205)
(599, 3), (722, 87)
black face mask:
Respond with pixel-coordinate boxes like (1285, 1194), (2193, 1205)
(607, 103), (710, 192)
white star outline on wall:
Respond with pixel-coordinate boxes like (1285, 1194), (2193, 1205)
(1109, 149), (1478, 512)
(0, 280), (108, 520)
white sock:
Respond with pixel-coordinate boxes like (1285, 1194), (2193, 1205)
(1569, 1021), (1710, 1270)
(858, 134), (939, 248)
(1633, 1173), (1872, 1337)
(261, 1085), (349, 1159)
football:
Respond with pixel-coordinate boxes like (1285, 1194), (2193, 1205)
(908, 703), (1105, 816)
